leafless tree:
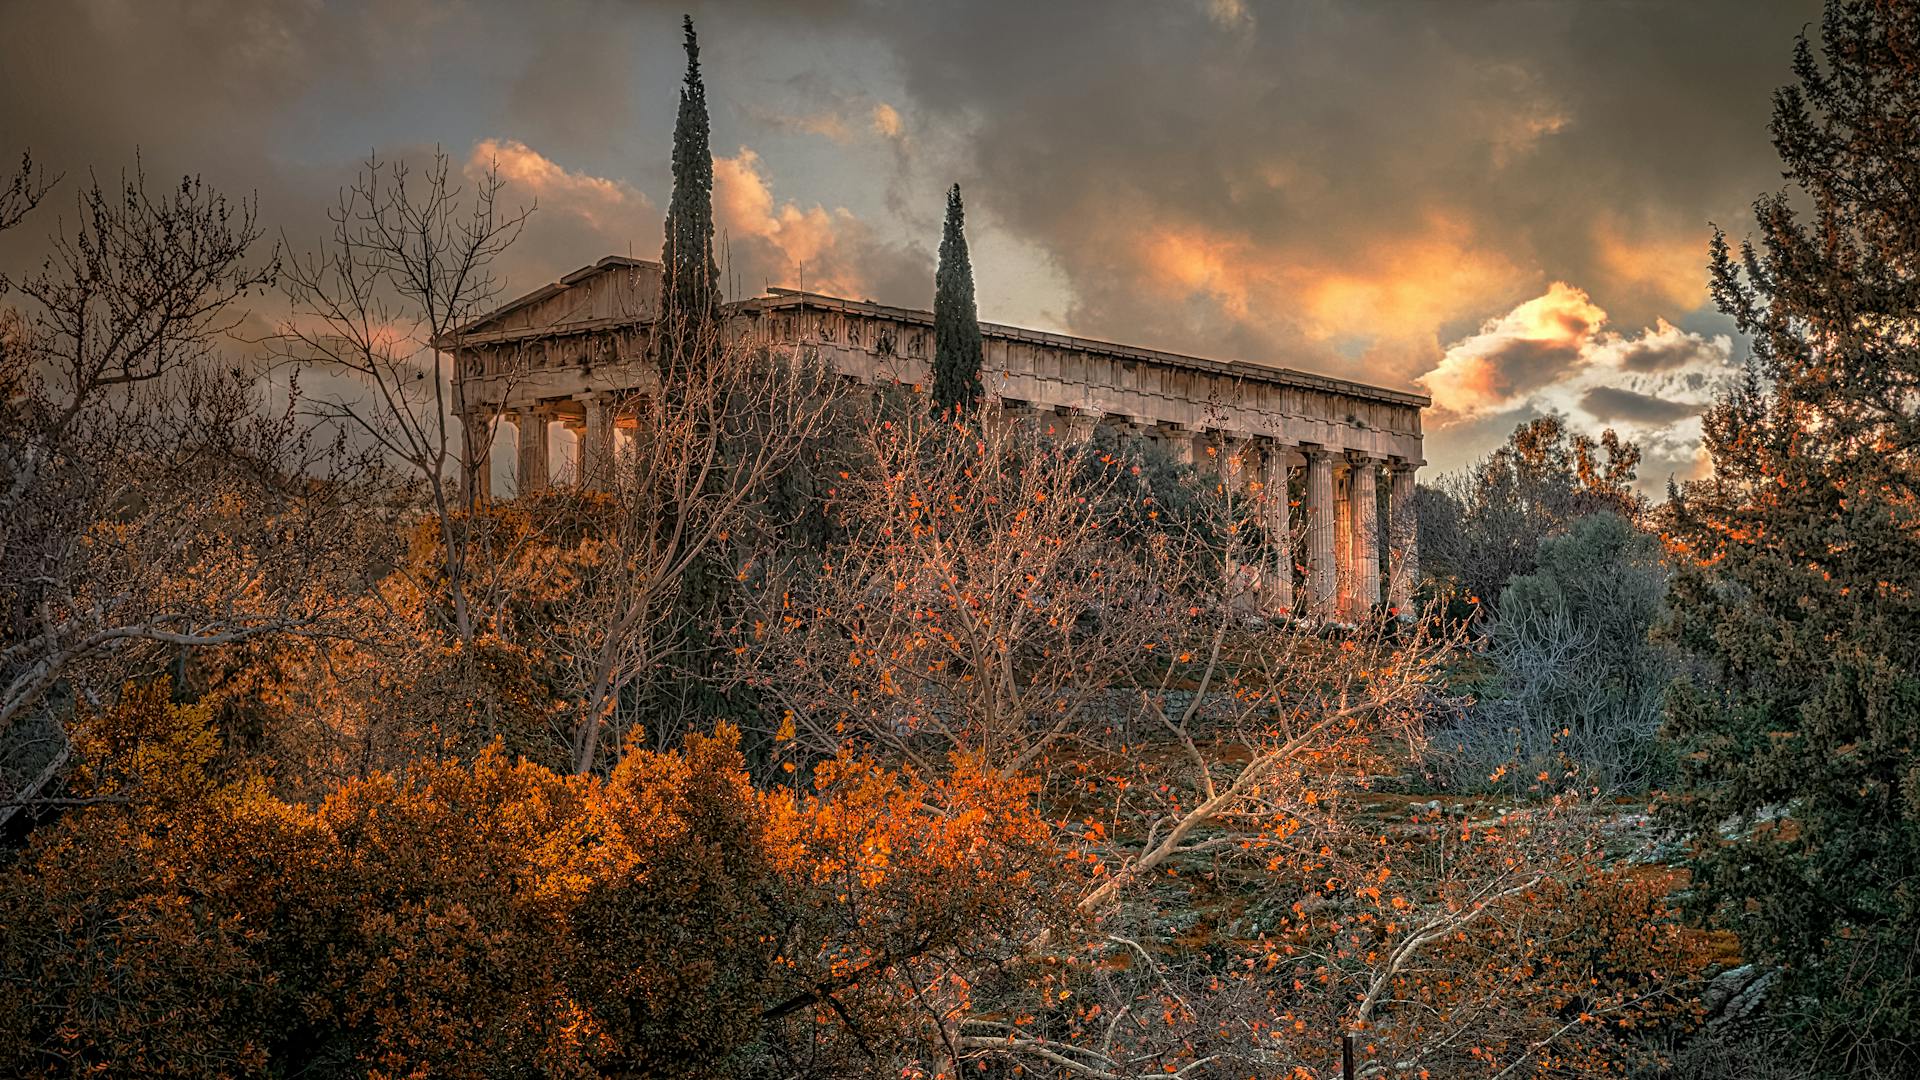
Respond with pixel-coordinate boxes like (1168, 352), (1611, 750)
(749, 405), (1199, 779)
(276, 149), (530, 644)
(554, 322), (848, 773)
(745, 408), (1694, 1079)
(0, 156), (380, 823)
(0, 152), (55, 237)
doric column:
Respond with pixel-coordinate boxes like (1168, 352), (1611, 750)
(1348, 456), (1381, 613)
(560, 417), (586, 486)
(514, 405), (549, 497)
(461, 410), (493, 504)
(580, 394), (614, 491)
(1388, 461), (1420, 615)
(1304, 448), (1338, 617)
(1334, 464), (1353, 613)
(1263, 444), (1293, 615)
(1214, 433), (1256, 610)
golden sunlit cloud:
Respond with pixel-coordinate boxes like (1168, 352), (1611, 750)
(1421, 282), (1604, 417)
(714, 146), (901, 299)
(744, 100), (906, 145)
(1141, 226), (1255, 319)
(456, 138), (924, 309)
(1419, 282), (1733, 482)
(470, 138), (653, 233)
(1127, 212), (1531, 384)
(1286, 216), (1530, 364)
(740, 104), (856, 143)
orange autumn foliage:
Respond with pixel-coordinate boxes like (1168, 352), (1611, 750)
(0, 685), (1056, 1078)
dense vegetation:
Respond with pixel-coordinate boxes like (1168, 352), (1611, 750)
(1, 4), (1915, 1078)
(1664, 1), (1920, 1070)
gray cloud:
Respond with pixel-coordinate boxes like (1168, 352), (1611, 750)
(1614, 333), (1719, 372)
(859, 0), (1810, 386)
(1578, 385), (1700, 425)
(502, 3), (643, 156)
(0, 0), (1814, 475)
(1477, 338), (1587, 400)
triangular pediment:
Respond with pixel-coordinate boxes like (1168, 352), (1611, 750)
(457, 256), (662, 339)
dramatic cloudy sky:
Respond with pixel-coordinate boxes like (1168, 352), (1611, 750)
(0, 0), (1822, 484)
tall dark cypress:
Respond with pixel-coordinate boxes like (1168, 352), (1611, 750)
(661, 14), (718, 334)
(930, 184), (984, 416)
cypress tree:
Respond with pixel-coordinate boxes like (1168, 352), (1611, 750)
(660, 14), (718, 337)
(652, 14), (731, 739)
(931, 184), (984, 416)
(1664, 2), (1920, 1067)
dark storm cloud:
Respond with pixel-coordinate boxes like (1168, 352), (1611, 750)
(1476, 338), (1588, 401)
(0, 0), (443, 287)
(851, 0), (1812, 386)
(0, 0), (920, 307)
(502, 3), (643, 155)
(0, 0), (1815, 477)
(1614, 333), (1720, 373)
(1578, 385), (1701, 425)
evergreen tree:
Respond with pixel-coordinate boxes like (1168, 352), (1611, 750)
(653, 15), (730, 734)
(1665, 2), (1920, 1067)
(660, 14), (718, 338)
(931, 184), (984, 415)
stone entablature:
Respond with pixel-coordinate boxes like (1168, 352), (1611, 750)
(446, 256), (1426, 617)
(734, 288), (1425, 465)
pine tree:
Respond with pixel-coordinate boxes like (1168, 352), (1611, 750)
(930, 184), (984, 416)
(660, 14), (718, 339)
(1664, 2), (1920, 1067)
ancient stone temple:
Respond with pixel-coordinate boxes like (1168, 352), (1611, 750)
(447, 256), (1427, 618)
